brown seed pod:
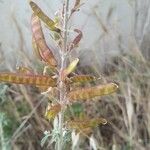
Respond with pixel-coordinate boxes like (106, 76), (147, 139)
(68, 75), (96, 84)
(31, 13), (57, 68)
(67, 117), (107, 135)
(0, 73), (56, 87)
(68, 29), (83, 51)
(30, 1), (60, 33)
(67, 83), (119, 101)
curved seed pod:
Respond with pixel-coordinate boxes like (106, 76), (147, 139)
(30, 1), (60, 33)
(31, 13), (57, 67)
(68, 75), (96, 84)
(68, 29), (83, 51)
(67, 83), (119, 101)
(45, 103), (61, 120)
(0, 73), (56, 87)
(67, 117), (107, 134)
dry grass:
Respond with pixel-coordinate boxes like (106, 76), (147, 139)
(0, 49), (149, 150)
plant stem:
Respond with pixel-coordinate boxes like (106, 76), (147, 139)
(57, 0), (70, 150)
(0, 121), (6, 150)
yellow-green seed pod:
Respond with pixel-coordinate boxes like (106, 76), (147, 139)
(67, 83), (119, 101)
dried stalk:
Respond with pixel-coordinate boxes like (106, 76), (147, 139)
(57, 0), (70, 150)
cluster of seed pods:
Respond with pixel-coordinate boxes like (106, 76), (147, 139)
(0, 0), (119, 135)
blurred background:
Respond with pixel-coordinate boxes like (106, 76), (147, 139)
(0, 0), (150, 149)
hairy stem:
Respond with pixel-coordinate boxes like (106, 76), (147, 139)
(57, 0), (70, 150)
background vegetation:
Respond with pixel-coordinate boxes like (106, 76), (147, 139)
(0, 0), (150, 149)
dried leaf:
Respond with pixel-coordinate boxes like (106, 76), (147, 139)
(45, 104), (61, 120)
(31, 13), (57, 67)
(67, 83), (119, 101)
(62, 58), (79, 79)
(30, 1), (60, 33)
(68, 75), (96, 84)
(68, 29), (83, 51)
(0, 73), (56, 87)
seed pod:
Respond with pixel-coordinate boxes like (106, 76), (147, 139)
(0, 73), (56, 87)
(31, 13), (57, 67)
(68, 29), (83, 51)
(45, 103), (61, 120)
(68, 75), (96, 84)
(67, 83), (119, 101)
(30, 1), (60, 33)
(67, 117), (107, 135)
